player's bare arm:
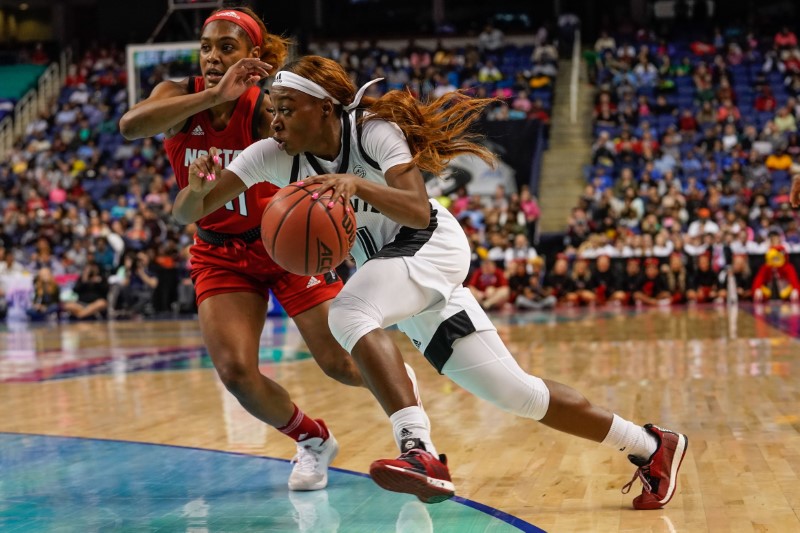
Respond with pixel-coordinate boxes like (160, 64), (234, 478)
(119, 58), (271, 140)
(304, 164), (430, 229)
(792, 174), (800, 209)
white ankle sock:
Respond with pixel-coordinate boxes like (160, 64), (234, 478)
(390, 406), (438, 457)
(601, 414), (658, 460)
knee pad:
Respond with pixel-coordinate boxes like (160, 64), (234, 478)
(443, 360), (552, 421)
(328, 292), (384, 353)
(444, 331), (552, 420)
(478, 372), (550, 420)
(516, 374), (551, 421)
(462, 370), (551, 421)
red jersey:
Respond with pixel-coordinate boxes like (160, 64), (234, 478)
(164, 77), (278, 234)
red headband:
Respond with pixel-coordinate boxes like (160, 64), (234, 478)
(203, 10), (262, 47)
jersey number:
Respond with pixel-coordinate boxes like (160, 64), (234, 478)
(225, 192), (248, 217)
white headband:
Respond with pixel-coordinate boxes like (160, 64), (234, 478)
(272, 70), (384, 111)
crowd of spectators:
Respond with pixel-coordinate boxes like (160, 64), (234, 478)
(0, 27), (557, 322)
(313, 25), (557, 125)
(10, 23), (800, 319)
(0, 44), (195, 322)
(9, 23), (800, 319)
(551, 25), (800, 308)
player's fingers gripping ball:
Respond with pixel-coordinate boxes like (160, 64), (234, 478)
(261, 182), (356, 276)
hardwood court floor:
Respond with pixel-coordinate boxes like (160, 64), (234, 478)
(1, 304), (799, 532)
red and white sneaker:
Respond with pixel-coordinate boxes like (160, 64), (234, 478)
(369, 441), (455, 504)
(622, 424), (688, 510)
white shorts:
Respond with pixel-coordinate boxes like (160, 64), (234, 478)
(398, 199), (474, 308)
(333, 204), (495, 371)
(397, 284), (496, 372)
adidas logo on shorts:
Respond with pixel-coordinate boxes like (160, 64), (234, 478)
(306, 277), (321, 289)
(191, 125), (204, 136)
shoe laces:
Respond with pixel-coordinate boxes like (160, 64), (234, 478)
(621, 463), (652, 495)
(291, 445), (320, 474)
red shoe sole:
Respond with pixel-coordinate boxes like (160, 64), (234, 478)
(369, 461), (455, 504)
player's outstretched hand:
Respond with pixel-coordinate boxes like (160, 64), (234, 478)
(212, 58), (271, 103)
(188, 147), (223, 195)
(791, 175), (800, 209)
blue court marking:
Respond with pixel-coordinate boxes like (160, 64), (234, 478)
(0, 432), (545, 533)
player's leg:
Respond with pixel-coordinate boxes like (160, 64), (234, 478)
(274, 271), (363, 387)
(439, 290), (687, 510)
(328, 259), (435, 437)
(277, 268), (430, 459)
(292, 296), (427, 423)
(328, 258), (454, 503)
(293, 300), (363, 386)
(198, 288), (337, 491)
(199, 291), (292, 425)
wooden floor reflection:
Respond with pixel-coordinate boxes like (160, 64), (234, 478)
(1, 304), (799, 532)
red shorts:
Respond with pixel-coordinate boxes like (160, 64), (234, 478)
(190, 239), (343, 317)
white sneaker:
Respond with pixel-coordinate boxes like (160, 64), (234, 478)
(404, 363), (430, 430)
(288, 428), (339, 491)
(289, 490), (341, 533)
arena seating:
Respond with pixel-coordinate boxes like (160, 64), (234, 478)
(0, 35), (554, 320)
(554, 26), (800, 306)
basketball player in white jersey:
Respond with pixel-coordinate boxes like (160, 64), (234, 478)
(174, 55), (688, 509)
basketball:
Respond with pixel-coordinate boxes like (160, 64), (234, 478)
(261, 183), (357, 276)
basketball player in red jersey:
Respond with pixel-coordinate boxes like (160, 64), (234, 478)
(119, 7), (425, 492)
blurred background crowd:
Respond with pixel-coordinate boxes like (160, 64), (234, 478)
(1, 0), (800, 323)
(0, 18), (557, 321)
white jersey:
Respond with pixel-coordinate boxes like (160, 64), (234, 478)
(229, 110), (425, 267)
(229, 109), (496, 365)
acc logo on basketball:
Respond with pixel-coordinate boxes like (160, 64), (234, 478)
(353, 164), (367, 178)
(316, 239), (334, 272)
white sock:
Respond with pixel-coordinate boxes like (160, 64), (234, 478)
(601, 414), (658, 460)
(390, 406), (438, 457)
(404, 363), (431, 429)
